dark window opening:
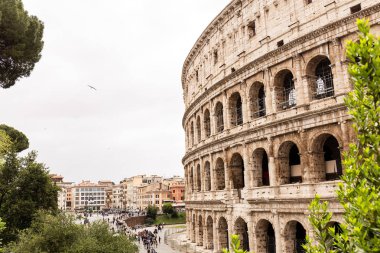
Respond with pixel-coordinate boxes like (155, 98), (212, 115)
(248, 20), (256, 37)
(314, 58), (334, 99)
(324, 136), (342, 180)
(195, 70), (199, 82)
(215, 103), (224, 133)
(213, 50), (218, 65)
(295, 223), (306, 253)
(267, 225), (276, 253)
(289, 144), (301, 183)
(306, 0), (312, 4)
(277, 40), (284, 47)
(236, 96), (243, 125)
(350, 4), (361, 14)
(262, 151), (269, 186)
(280, 72), (296, 109)
(231, 67), (236, 73)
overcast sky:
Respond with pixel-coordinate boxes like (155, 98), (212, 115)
(0, 0), (230, 183)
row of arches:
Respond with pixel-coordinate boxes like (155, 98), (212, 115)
(186, 133), (342, 192)
(189, 214), (341, 253)
(186, 55), (335, 147)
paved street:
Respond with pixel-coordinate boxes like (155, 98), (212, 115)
(136, 226), (178, 253)
(74, 213), (179, 253)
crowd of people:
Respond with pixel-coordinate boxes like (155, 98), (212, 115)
(137, 225), (164, 253)
(76, 211), (168, 252)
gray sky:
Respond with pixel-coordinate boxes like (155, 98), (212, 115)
(0, 0), (230, 183)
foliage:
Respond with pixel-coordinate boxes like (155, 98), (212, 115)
(0, 125), (29, 153)
(222, 234), (249, 253)
(162, 203), (176, 216)
(0, 0), (44, 88)
(6, 212), (138, 253)
(0, 218), (5, 252)
(153, 212), (186, 225)
(0, 130), (11, 158)
(304, 19), (380, 253)
(146, 205), (158, 221)
(0, 150), (58, 243)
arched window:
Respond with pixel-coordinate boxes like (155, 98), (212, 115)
(190, 122), (194, 146)
(196, 116), (201, 143)
(230, 153), (245, 189)
(204, 161), (211, 191)
(215, 102), (224, 133)
(275, 70), (296, 110)
(215, 158), (225, 190)
(314, 58), (334, 99)
(230, 93), (243, 126)
(196, 164), (201, 192)
(250, 83), (266, 118)
(204, 110), (211, 138)
(278, 141), (301, 184)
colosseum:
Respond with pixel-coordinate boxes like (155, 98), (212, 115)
(181, 0), (380, 252)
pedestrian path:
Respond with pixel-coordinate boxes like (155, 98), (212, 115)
(136, 226), (178, 253)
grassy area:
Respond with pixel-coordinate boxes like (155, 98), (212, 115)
(154, 212), (186, 225)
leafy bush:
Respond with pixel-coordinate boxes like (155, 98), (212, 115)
(6, 212), (138, 253)
(304, 19), (380, 253)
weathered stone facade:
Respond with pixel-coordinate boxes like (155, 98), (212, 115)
(181, 0), (380, 252)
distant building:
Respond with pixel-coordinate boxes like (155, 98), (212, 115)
(137, 182), (172, 211)
(71, 180), (108, 211)
(49, 174), (73, 211)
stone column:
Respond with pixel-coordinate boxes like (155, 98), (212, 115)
(293, 54), (308, 106)
(247, 215), (255, 253)
(264, 68), (274, 115)
(274, 212), (282, 253)
(209, 101), (215, 136)
(241, 81), (248, 126)
(223, 91), (229, 130)
(224, 149), (231, 190)
(243, 144), (251, 190)
(210, 154), (215, 191)
(330, 38), (347, 94)
(268, 139), (277, 186)
(214, 215), (220, 252)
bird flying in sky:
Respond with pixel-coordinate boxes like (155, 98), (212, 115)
(87, 85), (97, 90)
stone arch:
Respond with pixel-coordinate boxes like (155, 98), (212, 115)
(196, 164), (202, 192)
(230, 153), (245, 189)
(204, 109), (211, 138)
(218, 216), (229, 251)
(192, 213), (196, 243)
(198, 215), (204, 246)
(204, 161), (211, 191)
(283, 220), (307, 253)
(255, 219), (276, 253)
(215, 102), (224, 133)
(190, 166), (194, 191)
(196, 116), (201, 143)
(252, 148), (270, 187)
(274, 69), (296, 110)
(310, 133), (343, 182)
(206, 216), (214, 250)
(229, 92), (243, 126)
(306, 55), (334, 99)
(234, 217), (249, 251)
(278, 141), (302, 184)
(190, 121), (195, 146)
(215, 157), (226, 190)
(249, 81), (266, 118)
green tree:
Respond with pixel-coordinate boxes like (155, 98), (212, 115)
(0, 125), (29, 153)
(146, 205), (158, 221)
(0, 150), (58, 243)
(0, 0), (44, 88)
(0, 218), (5, 253)
(6, 212), (138, 253)
(304, 19), (380, 253)
(222, 234), (250, 253)
(162, 203), (174, 215)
